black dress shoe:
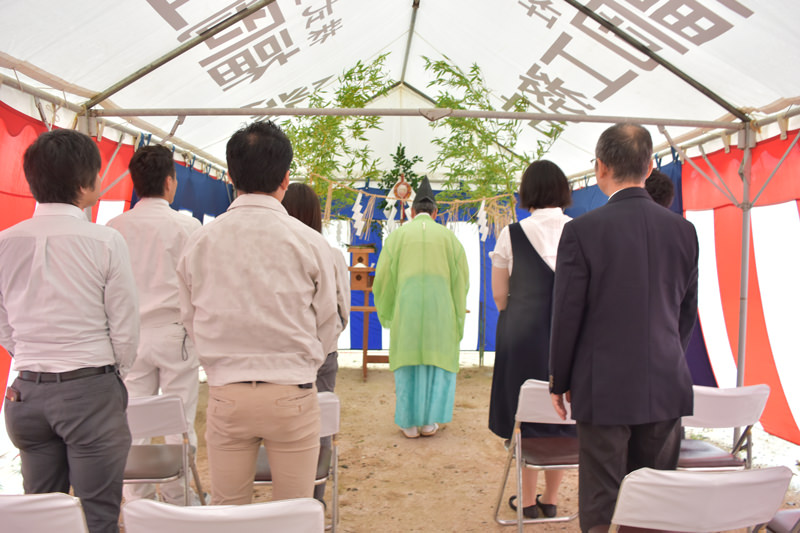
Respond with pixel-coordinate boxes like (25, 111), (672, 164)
(536, 494), (557, 518)
(508, 495), (539, 519)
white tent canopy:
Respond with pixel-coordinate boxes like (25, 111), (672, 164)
(2, 0), (799, 180)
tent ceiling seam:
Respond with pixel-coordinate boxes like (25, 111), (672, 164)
(89, 106), (742, 131)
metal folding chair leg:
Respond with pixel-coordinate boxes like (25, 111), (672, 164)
(188, 448), (206, 505)
(494, 426), (579, 531)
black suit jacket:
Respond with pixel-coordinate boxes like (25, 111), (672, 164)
(549, 187), (698, 425)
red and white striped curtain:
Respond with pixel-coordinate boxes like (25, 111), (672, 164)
(683, 131), (800, 445)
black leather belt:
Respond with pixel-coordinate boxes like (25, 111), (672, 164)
(236, 381), (313, 389)
(18, 364), (115, 383)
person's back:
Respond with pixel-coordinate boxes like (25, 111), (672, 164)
(549, 123), (698, 533)
(177, 120), (338, 506)
(179, 198), (335, 385)
(1, 213), (137, 363)
(562, 187), (696, 424)
(109, 199), (200, 326)
(106, 144), (202, 505)
(1, 129), (138, 533)
(379, 213), (466, 367)
(374, 177), (469, 439)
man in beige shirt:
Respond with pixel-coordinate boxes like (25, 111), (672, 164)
(177, 121), (339, 504)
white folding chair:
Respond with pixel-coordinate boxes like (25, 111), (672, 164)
(679, 384), (770, 470)
(124, 394), (206, 506)
(123, 497), (324, 533)
(494, 379), (578, 531)
(254, 391), (340, 531)
(769, 509), (800, 533)
(610, 466), (792, 532)
(0, 492), (89, 533)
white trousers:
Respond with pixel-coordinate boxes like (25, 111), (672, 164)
(123, 322), (200, 504)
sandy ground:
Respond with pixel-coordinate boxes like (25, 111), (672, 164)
(190, 353), (800, 532)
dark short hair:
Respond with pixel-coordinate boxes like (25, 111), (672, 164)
(518, 160), (572, 210)
(414, 199), (437, 215)
(282, 182), (322, 233)
(645, 169), (675, 208)
(129, 145), (176, 198)
(595, 123), (653, 183)
(226, 121), (293, 194)
(23, 129), (102, 204)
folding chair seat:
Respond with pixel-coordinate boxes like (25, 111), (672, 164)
(610, 466), (792, 532)
(494, 379), (578, 531)
(123, 497), (324, 533)
(254, 391), (340, 532)
(0, 492), (89, 533)
(124, 394), (206, 506)
(678, 384), (770, 470)
(768, 509), (800, 533)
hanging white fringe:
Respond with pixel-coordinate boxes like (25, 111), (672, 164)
(477, 200), (489, 242)
(351, 192), (366, 237)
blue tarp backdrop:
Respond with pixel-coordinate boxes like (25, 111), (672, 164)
(157, 159), (715, 387)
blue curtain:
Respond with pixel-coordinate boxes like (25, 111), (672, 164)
(131, 163), (233, 223)
(156, 162), (715, 386)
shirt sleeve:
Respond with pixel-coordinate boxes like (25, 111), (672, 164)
(105, 232), (140, 376)
(0, 288), (14, 356)
(679, 230), (700, 352)
(312, 240), (340, 357)
(333, 249), (351, 329)
(176, 246), (196, 345)
(373, 235), (396, 328)
(490, 226), (511, 271)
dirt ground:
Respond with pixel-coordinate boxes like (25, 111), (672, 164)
(193, 358), (800, 532)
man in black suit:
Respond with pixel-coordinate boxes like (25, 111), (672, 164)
(549, 123), (698, 533)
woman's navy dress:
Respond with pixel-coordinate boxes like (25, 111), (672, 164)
(488, 222), (576, 439)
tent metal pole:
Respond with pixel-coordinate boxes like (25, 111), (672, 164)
(90, 106), (741, 130)
(732, 127), (754, 446)
(735, 128), (754, 389)
(81, 0), (275, 110)
(400, 0), (420, 83)
(560, 0), (749, 123)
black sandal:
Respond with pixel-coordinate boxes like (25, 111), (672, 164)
(508, 495), (539, 519)
(536, 494), (557, 518)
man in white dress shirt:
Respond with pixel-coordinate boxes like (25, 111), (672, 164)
(177, 121), (339, 504)
(107, 144), (202, 505)
(0, 129), (139, 533)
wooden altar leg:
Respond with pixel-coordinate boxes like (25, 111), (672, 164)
(362, 307), (370, 381)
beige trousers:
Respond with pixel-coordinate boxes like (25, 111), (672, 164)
(206, 381), (320, 505)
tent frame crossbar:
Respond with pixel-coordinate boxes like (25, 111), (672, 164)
(89, 106), (741, 131)
(0, 73), (227, 175)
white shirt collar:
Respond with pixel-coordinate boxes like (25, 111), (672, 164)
(135, 197), (170, 208)
(33, 203), (86, 219)
(228, 193), (287, 214)
(529, 207), (564, 219)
